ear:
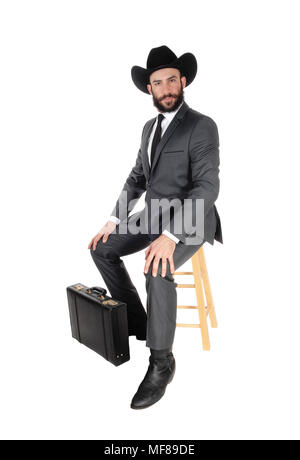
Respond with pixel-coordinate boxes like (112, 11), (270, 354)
(147, 83), (152, 95)
(181, 75), (187, 88)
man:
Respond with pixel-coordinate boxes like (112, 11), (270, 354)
(88, 45), (223, 410)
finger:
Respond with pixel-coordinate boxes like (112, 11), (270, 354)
(152, 256), (161, 277)
(93, 235), (101, 251)
(102, 232), (110, 243)
(145, 247), (151, 259)
(88, 239), (94, 249)
(161, 257), (167, 277)
(144, 252), (154, 273)
(169, 255), (175, 274)
(144, 251), (155, 274)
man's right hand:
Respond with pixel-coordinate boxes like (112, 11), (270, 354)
(88, 221), (117, 251)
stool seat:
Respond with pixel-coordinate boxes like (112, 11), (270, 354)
(174, 246), (218, 351)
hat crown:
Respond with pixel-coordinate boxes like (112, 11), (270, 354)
(147, 46), (177, 70)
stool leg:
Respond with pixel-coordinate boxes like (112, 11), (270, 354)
(198, 247), (218, 328)
(192, 252), (210, 351)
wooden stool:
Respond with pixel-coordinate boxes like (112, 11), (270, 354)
(174, 246), (218, 351)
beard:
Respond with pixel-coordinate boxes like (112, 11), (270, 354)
(151, 84), (185, 113)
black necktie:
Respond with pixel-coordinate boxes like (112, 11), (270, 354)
(150, 113), (165, 169)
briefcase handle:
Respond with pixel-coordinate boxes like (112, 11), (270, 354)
(88, 286), (107, 296)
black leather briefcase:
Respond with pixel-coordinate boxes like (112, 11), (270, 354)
(66, 283), (130, 366)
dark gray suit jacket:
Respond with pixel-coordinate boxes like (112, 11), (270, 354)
(111, 101), (223, 246)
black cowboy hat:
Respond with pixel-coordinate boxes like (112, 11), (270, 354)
(131, 45), (198, 94)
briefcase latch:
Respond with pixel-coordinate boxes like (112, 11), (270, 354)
(102, 299), (118, 306)
(74, 284), (84, 290)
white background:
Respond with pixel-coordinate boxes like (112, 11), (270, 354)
(1, 0), (300, 441)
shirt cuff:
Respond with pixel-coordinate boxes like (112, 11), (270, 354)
(162, 229), (180, 244)
(108, 215), (121, 225)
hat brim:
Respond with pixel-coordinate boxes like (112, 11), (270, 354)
(131, 52), (197, 94)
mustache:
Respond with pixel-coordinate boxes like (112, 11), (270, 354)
(160, 95), (177, 101)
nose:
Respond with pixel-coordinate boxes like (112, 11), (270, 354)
(161, 80), (173, 93)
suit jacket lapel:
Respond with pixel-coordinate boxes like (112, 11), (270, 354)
(141, 118), (156, 181)
(150, 101), (189, 173)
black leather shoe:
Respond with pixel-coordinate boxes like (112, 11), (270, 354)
(128, 331), (146, 340)
(135, 332), (146, 341)
(130, 353), (176, 409)
(128, 324), (147, 341)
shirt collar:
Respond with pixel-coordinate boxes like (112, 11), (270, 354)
(157, 100), (184, 122)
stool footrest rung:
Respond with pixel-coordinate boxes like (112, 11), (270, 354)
(176, 283), (195, 288)
(174, 272), (194, 275)
(177, 305), (199, 309)
(176, 323), (201, 328)
(177, 305), (210, 316)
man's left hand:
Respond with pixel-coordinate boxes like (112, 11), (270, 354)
(144, 234), (176, 277)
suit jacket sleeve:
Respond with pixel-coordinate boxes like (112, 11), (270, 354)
(166, 116), (220, 244)
(110, 124), (147, 221)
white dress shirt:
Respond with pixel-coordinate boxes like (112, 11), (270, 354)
(109, 101), (184, 243)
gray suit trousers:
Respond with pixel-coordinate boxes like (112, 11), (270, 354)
(90, 218), (205, 350)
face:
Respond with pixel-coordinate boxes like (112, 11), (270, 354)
(147, 67), (186, 113)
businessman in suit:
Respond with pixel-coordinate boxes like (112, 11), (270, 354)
(88, 46), (223, 409)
